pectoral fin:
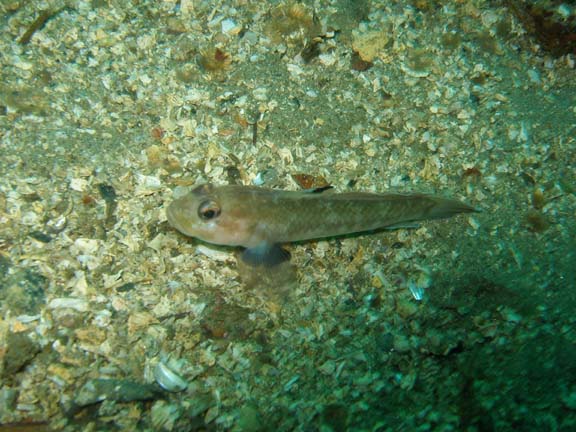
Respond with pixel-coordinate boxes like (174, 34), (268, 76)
(240, 243), (291, 267)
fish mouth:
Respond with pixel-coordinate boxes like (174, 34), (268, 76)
(166, 202), (191, 236)
(166, 202), (178, 229)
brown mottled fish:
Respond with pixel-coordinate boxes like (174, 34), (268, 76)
(167, 184), (477, 266)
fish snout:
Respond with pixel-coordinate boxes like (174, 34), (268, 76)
(166, 199), (196, 237)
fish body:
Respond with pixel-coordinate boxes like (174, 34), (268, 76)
(167, 184), (476, 265)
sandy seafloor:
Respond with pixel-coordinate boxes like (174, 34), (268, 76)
(1, 0), (575, 431)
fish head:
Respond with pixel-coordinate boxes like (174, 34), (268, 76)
(167, 184), (254, 247)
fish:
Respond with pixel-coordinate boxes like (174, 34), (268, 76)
(167, 183), (477, 266)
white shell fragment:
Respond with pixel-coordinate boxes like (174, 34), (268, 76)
(154, 361), (188, 393)
(46, 215), (67, 234)
(135, 174), (162, 196)
(408, 270), (432, 301)
(221, 19), (241, 35)
(73, 238), (101, 255)
(47, 298), (89, 312)
(196, 244), (232, 262)
(408, 283), (425, 301)
(69, 177), (88, 192)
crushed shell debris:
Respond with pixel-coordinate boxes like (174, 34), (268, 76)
(0, 0), (574, 431)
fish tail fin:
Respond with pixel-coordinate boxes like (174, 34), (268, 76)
(426, 197), (479, 220)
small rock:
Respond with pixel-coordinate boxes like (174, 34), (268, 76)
(1, 332), (41, 379)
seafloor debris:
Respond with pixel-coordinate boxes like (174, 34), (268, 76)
(0, 268), (47, 315)
(153, 361), (188, 393)
(265, 2), (319, 43)
(0, 332), (41, 380)
(97, 183), (117, 230)
(351, 28), (390, 63)
(73, 379), (163, 408)
(290, 173), (330, 189)
(350, 50), (373, 71)
(525, 208), (550, 232)
(198, 47), (232, 74)
(18, 7), (68, 45)
(0, 0), (574, 430)
(505, 0), (576, 55)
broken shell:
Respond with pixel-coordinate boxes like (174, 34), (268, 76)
(46, 215), (67, 234)
(154, 361), (188, 393)
(408, 282), (425, 301)
(407, 270), (432, 301)
(252, 168), (278, 186)
(47, 297), (89, 312)
(221, 18), (241, 36)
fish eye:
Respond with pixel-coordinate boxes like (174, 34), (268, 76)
(198, 200), (221, 221)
